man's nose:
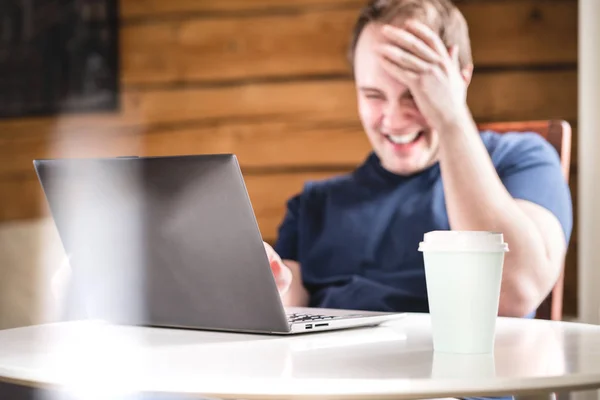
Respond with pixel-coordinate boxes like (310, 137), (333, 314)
(382, 103), (415, 132)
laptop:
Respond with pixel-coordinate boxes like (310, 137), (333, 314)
(33, 154), (404, 334)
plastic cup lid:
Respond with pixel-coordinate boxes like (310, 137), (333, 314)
(418, 231), (509, 253)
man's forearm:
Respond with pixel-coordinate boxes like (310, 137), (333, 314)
(436, 110), (551, 316)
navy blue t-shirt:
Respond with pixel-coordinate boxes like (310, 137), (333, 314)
(273, 131), (573, 314)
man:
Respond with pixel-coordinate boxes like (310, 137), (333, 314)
(264, 0), (572, 319)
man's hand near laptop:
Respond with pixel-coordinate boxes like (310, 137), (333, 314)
(263, 242), (308, 307)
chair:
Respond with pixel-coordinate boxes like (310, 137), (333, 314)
(476, 120), (572, 321)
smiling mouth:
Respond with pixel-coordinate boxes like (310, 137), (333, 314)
(384, 130), (425, 145)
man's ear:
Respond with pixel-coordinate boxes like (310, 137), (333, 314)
(461, 64), (474, 86)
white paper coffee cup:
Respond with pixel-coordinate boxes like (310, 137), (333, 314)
(418, 231), (509, 354)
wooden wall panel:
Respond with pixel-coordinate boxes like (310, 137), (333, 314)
(121, 1), (577, 85)
(0, 178), (45, 222)
(465, 1), (577, 67)
(0, 122), (370, 177)
(120, 0), (365, 18)
(121, 9), (359, 84)
(0, 70), (577, 220)
(0, 69), (577, 139)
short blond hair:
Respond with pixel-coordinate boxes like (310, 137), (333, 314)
(348, 0), (473, 70)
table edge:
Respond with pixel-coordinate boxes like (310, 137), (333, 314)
(2, 373), (600, 399)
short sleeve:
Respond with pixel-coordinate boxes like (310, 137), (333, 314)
(273, 193), (302, 261)
(488, 131), (573, 243)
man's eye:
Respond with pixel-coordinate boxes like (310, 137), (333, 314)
(365, 93), (385, 100)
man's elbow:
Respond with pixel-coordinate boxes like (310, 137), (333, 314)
(498, 290), (538, 317)
(498, 275), (553, 318)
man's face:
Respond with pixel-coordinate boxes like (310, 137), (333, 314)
(353, 22), (440, 176)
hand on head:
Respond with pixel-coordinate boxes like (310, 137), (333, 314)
(377, 19), (471, 132)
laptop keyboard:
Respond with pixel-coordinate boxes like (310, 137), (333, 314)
(287, 313), (341, 323)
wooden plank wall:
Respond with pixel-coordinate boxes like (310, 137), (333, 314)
(0, 0), (579, 317)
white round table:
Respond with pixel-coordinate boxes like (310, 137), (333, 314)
(0, 313), (599, 399)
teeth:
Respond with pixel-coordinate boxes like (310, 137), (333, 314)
(387, 131), (420, 144)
